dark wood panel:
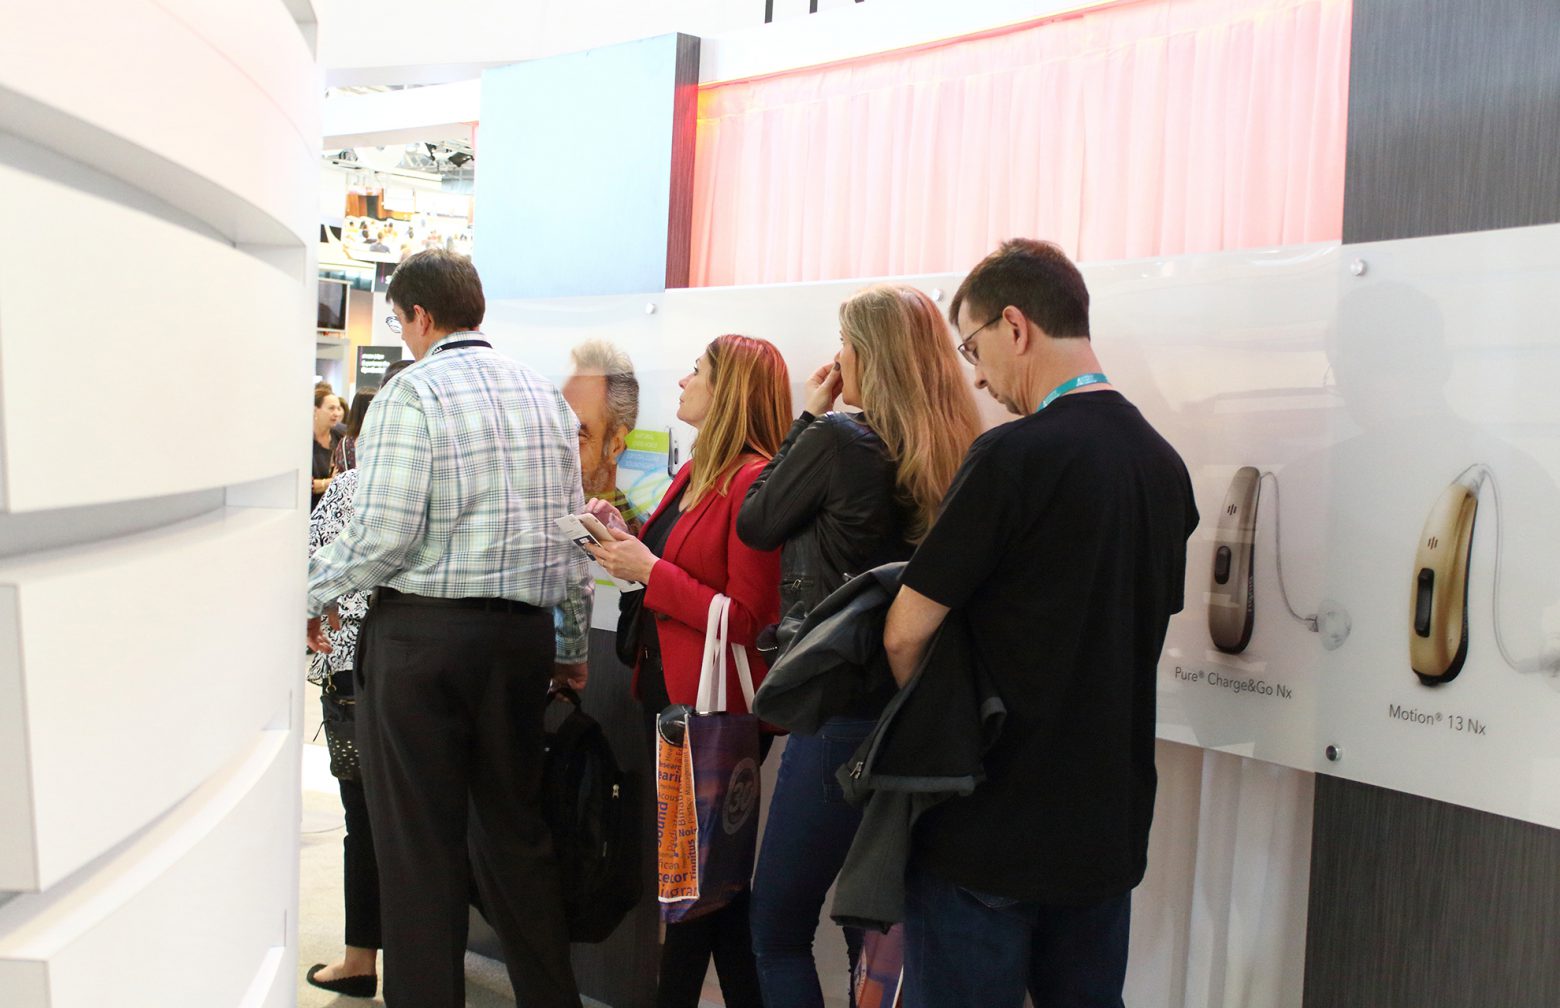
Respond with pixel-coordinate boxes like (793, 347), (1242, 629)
(664, 33), (701, 290)
(1342, 0), (1560, 243)
(1304, 775), (1560, 1007)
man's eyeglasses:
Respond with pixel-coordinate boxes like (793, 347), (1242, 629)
(956, 314), (1003, 365)
(385, 314), (403, 335)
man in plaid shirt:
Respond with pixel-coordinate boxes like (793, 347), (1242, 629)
(307, 250), (590, 1008)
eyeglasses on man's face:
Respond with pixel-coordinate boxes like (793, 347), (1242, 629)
(385, 313), (403, 335)
(957, 313), (1004, 365)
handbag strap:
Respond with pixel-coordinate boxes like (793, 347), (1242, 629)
(693, 593), (758, 714)
(731, 643), (756, 710)
(695, 594), (727, 713)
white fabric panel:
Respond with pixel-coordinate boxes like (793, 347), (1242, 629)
(0, 154), (307, 513)
(0, 508), (302, 890)
(1128, 740), (1203, 1004)
(0, 732), (297, 1008)
(1128, 741), (1313, 1008)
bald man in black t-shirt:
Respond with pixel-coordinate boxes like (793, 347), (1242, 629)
(884, 239), (1198, 1008)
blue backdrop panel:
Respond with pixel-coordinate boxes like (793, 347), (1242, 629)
(475, 34), (693, 299)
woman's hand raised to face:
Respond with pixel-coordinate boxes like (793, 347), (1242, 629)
(803, 359), (842, 417)
(585, 528), (657, 585)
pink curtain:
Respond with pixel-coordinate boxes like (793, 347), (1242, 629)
(689, 0), (1351, 286)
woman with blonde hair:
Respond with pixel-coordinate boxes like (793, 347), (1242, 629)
(588, 333), (791, 1008)
(736, 283), (981, 1008)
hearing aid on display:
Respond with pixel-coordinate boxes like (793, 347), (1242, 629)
(1204, 467), (1350, 656)
(1410, 470), (1482, 685)
(1209, 466), (1261, 654)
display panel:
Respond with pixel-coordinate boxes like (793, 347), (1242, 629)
(1095, 226), (1560, 827)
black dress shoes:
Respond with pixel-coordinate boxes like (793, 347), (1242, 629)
(305, 963), (378, 998)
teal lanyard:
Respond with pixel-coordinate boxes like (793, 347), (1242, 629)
(1036, 372), (1109, 412)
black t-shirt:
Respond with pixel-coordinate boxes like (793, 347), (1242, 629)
(902, 390), (1197, 905)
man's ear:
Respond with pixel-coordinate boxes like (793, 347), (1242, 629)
(607, 424), (629, 463)
(1003, 305), (1033, 354)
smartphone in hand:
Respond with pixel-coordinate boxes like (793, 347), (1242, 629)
(554, 514), (643, 592)
(578, 512), (617, 546)
(555, 514), (604, 553)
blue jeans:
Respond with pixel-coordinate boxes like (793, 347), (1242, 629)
(903, 862), (1129, 1008)
(750, 717), (877, 1008)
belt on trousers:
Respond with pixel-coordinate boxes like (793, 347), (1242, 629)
(373, 585), (542, 614)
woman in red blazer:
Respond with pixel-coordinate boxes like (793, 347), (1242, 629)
(588, 333), (790, 1008)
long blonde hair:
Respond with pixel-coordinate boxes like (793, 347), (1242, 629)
(841, 285), (980, 541)
(685, 334), (792, 509)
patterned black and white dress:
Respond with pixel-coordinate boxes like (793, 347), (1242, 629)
(307, 468), (369, 684)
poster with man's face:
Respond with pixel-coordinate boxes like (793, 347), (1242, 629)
(562, 341), (648, 537)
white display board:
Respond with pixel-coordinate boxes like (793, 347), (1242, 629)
(1138, 226), (1560, 827)
(484, 223), (1560, 827)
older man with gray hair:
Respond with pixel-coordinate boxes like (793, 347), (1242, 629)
(562, 338), (645, 535)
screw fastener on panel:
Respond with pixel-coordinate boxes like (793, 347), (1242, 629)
(1349, 259), (1368, 277)
(1324, 744), (1342, 762)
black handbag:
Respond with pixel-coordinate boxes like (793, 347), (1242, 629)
(615, 585), (645, 667)
(541, 687), (642, 941)
(319, 677), (360, 783)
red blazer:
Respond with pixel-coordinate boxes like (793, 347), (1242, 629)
(639, 457), (781, 713)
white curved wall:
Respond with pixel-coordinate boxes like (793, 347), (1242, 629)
(0, 1), (318, 1004)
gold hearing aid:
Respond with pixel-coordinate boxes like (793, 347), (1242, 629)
(1410, 469), (1483, 685)
(1209, 466), (1261, 654)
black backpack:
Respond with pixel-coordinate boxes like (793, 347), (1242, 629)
(541, 686), (642, 943)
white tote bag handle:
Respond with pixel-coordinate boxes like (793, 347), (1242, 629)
(694, 594), (757, 714)
(695, 594), (728, 713)
(731, 637), (756, 711)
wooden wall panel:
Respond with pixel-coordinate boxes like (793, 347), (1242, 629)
(1306, 776), (1560, 1006)
(1342, 0), (1560, 244)
(665, 33), (701, 289)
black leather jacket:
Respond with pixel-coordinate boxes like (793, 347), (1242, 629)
(737, 411), (914, 647)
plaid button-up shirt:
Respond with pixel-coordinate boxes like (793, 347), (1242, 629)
(307, 332), (592, 663)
